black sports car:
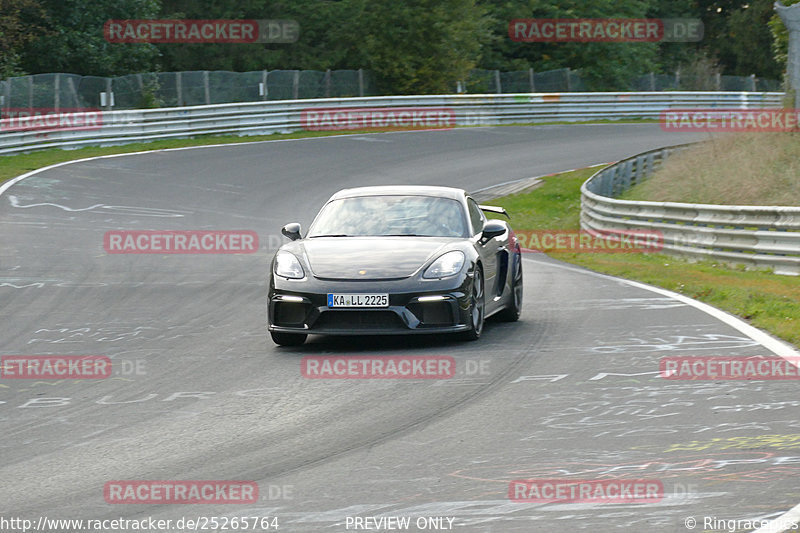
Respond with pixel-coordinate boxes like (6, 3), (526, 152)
(267, 185), (523, 346)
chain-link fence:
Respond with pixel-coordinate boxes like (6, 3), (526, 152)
(629, 72), (783, 92)
(0, 68), (781, 112)
(0, 69), (376, 111)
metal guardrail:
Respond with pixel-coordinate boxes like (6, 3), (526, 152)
(0, 91), (783, 156)
(581, 145), (800, 275)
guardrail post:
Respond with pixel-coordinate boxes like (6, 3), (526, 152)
(633, 155), (646, 186)
(529, 68), (535, 92)
(203, 70), (210, 105)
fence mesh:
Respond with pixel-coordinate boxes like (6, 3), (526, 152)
(0, 68), (782, 111)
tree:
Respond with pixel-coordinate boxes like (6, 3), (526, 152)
(0, 0), (47, 77)
(358, 0), (491, 94)
(18, 0), (161, 76)
(479, 0), (661, 91)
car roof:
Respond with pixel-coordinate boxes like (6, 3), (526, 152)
(329, 185), (468, 201)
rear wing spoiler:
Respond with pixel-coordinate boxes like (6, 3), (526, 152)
(479, 205), (509, 219)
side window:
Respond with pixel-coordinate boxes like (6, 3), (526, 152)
(467, 198), (485, 235)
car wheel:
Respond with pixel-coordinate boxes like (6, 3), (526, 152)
(270, 331), (307, 346)
(497, 256), (523, 322)
(461, 266), (485, 341)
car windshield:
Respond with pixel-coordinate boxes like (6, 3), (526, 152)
(307, 195), (467, 238)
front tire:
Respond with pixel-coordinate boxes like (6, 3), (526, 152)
(497, 255), (523, 322)
(270, 331), (307, 346)
(461, 267), (485, 341)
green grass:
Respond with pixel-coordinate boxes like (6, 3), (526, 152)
(488, 167), (800, 349)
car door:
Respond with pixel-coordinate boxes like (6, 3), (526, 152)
(467, 196), (502, 311)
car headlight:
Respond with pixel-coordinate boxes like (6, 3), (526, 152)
(423, 251), (465, 279)
(274, 251), (305, 279)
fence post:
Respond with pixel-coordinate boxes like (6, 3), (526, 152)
(292, 70), (299, 100)
(105, 78), (113, 111)
(54, 74), (60, 111)
(675, 69), (680, 89)
(715, 72), (721, 91)
(649, 72), (655, 91)
(27, 76), (33, 109)
(358, 68), (364, 97)
(3, 80), (9, 112)
(494, 70), (501, 93)
(261, 70), (268, 100)
(750, 74), (757, 91)
(325, 69), (331, 98)
(203, 70), (210, 104)
(67, 78), (83, 107)
(176, 72), (183, 106)
(529, 68), (535, 92)
(565, 68), (572, 91)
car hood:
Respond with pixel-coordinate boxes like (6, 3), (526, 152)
(299, 237), (454, 280)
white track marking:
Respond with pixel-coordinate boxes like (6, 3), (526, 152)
(523, 257), (799, 358)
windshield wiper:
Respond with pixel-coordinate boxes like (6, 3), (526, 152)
(308, 234), (350, 238)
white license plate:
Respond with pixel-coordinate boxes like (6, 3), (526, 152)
(327, 293), (389, 308)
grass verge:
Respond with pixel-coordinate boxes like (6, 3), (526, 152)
(622, 133), (800, 206)
(488, 167), (800, 349)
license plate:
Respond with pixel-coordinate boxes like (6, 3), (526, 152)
(327, 293), (389, 308)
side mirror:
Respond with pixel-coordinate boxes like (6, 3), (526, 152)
(281, 222), (302, 241)
(481, 220), (506, 242)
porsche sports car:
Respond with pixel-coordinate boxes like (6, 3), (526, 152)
(267, 185), (523, 346)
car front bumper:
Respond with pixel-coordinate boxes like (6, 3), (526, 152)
(268, 273), (473, 336)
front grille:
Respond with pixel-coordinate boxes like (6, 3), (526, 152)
(314, 311), (404, 330)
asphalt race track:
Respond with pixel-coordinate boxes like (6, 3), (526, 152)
(1, 124), (799, 533)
